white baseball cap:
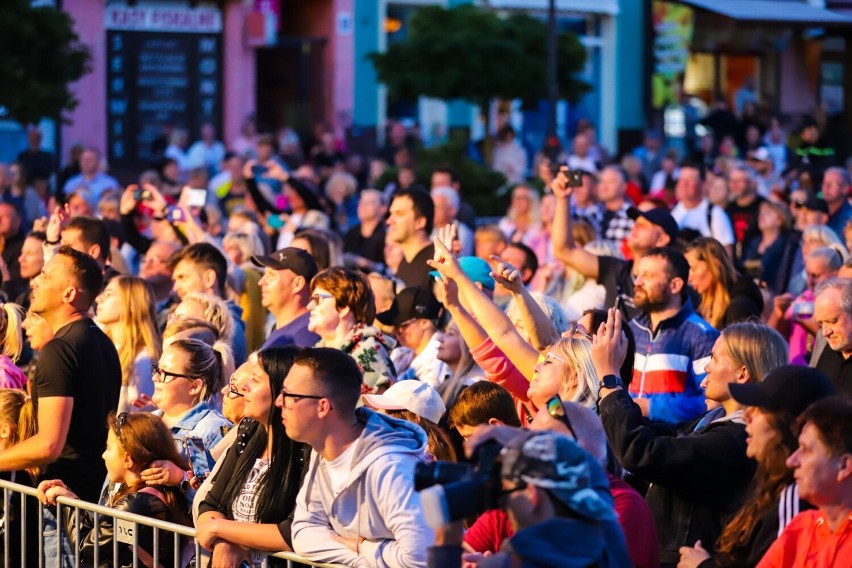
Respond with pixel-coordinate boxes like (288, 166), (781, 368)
(362, 380), (446, 424)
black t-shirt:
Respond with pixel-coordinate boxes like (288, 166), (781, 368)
(597, 256), (642, 320)
(343, 223), (386, 265)
(396, 243), (435, 289)
(815, 348), (852, 399)
(32, 319), (121, 502)
(726, 196), (764, 247)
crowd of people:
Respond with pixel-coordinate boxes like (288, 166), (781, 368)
(0, 113), (849, 568)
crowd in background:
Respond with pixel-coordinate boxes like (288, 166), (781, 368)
(0, 108), (848, 568)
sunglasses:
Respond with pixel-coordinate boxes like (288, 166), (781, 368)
(545, 394), (577, 439)
(566, 321), (592, 341)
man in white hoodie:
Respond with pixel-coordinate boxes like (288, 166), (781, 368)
(282, 347), (434, 567)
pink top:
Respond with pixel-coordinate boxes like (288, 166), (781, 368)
(786, 289), (814, 366)
(0, 355), (28, 390)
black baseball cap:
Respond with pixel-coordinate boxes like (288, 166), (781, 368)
(250, 247), (318, 281)
(377, 286), (442, 327)
(627, 207), (680, 245)
(795, 193), (829, 214)
(729, 365), (837, 417)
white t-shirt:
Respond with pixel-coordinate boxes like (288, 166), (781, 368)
(671, 198), (735, 246)
(325, 441), (358, 499)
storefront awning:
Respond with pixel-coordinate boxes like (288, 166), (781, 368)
(678, 0), (852, 26)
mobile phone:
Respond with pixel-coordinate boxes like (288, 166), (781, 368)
(133, 188), (152, 201)
(181, 187), (208, 208)
(184, 437), (214, 483)
(167, 206), (186, 223)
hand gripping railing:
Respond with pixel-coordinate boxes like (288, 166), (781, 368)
(0, 478), (340, 568)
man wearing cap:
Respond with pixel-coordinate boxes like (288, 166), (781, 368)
(552, 167), (680, 320)
(425, 430), (630, 568)
(671, 161), (736, 258)
(363, 380), (446, 425)
(821, 167), (852, 236)
(253, 247), (321, 350)
(814, 277), (852, 398)
(379, 286), (449, 388)
(725, 166), (765, 256)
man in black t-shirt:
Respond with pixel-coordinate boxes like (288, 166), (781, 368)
(387, 186), (435, 289)
(551, 168), (679, 320)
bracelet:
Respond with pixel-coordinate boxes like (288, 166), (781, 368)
(45, 238), (60, 246)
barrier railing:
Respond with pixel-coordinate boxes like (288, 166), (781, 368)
(0, 478), (340, 568)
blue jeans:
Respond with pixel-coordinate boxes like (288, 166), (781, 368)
(42, 506), (75, 568)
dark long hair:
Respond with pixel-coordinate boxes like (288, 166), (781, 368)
(218, 346), (306, 524)
(714, 407), (798, 564)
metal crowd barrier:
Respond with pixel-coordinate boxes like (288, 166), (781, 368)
(0, 479), (339, 568)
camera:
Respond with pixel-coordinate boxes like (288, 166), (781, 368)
(416, 441), (503, 528)
(548, 164), (584, 188)
(133, 188), (152, 201)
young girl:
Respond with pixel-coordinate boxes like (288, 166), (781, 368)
(96, 276), (161, 412)
(37, 412), (191, 567)
(0, 303), (27, 389)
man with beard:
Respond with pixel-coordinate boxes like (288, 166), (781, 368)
(627, 247), (718, 424)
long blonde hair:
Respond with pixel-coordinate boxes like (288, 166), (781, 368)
(0, 303), (24, 362)
(686, 237), (736, 328)
(549, 337), (599, 409)
(0, 389), (38, 480)
(104, 276), (162, 387)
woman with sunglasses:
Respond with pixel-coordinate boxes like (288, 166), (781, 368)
(197, 347), (308, 567)
(37, 412), (191, 567)
(141, 338), (233, 496)
(307, 266), (396, 393)
(595, 314), (789, 566)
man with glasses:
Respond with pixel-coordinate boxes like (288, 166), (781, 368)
(251, 246), (320, 349)
(139, 240), (181, 328)
(0, 246), (121, 565)
(378, 285), (448, 388)
(284, 347), (434, 567)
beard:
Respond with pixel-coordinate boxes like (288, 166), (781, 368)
(633, 285), (672, 313)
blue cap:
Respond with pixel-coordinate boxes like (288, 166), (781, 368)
(430, 256), (495, 291)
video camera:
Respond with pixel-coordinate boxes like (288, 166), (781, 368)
(416, 441), (503, 529)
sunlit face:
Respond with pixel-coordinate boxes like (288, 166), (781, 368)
(627, 216), (667, 256)
(432, 194), (455, 228)
(633, 256), (674, 312)
(357, 192), (385, 222)
(30, 255), (74, 316)
(815, 287), (852, 354)
(23, 312), (53, 351)
(221, 362), (252, 424)
(102, 429), (128, 484)
(685, 250), (714, 295)
(18, 236), (45, 280)
(258, 267), (297, 312)
(539, 195), (556, 225)
(307, 287), (341, 337)
(511, 187), (534, 216)
(139, 243), (174, 280)
(743, 406), (777, 461)
(675, 167), (701, 203)
(821, 170), (848, 204)
(95, 279), (122, 326)
(386, 195), (422, 244)
(701, 337), (742, 404)
(239, 356), (273, 426)
(67, 194), (92, 217)
(275, 362), (323, 443)
(728, 170), (750, 199)
(757, 203), (783, 233)
(787, 423), (843, 506)
(171, 259), (210, 300)
(151, 346), (201, 412)
(596, 169), (624, 203)
(528, 352), (569, 409)
(436, 324), (462, 364)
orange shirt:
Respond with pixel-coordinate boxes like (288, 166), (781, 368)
(758, 509), (852, 568)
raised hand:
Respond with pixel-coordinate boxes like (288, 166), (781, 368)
(46, 204), (71, 244)
(591, 307), (628, 379)
(550, 166), (574, 200)
(427, 234), (463, 282)
(489, 254), (525, 294)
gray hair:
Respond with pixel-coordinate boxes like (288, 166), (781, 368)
(431, 186), (460, 214)
(808, 246), (843, 272)
(825, 166), (852, 186)
(815, 277), (852, 315)
(505, 292), (569, 335)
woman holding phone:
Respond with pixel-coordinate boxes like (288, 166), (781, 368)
(196, 347), (308, 566)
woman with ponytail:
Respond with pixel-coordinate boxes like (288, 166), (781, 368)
(95, 276), (162, 412)
(141, 338), (233, 505)
(37, 412), (191, 567)
(0, 303), (28, 389)
(197, 347), (308, 565)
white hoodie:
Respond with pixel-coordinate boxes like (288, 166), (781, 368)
(292, 408), (435, 567)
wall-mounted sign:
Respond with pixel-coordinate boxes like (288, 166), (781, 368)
(105, 4), (222, 34)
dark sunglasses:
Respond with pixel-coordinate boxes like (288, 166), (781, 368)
(545, 395), (577, 439)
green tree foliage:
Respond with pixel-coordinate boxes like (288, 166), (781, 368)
(369, 5), (590, 110)
(0, 1), (91, 124)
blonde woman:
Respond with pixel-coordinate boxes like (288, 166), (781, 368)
(171, 292), (234, 345)
(498, 184), (541, 244)
(222, 231), (267, 352)
(0, 303), (27, 389)
(95, 276), (161, 412)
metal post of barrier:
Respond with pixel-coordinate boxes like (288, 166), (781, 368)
(152, 525), (159, 567)
(37, 499), (42, 568)
(55, 501), (62, 568)
(93, 510), (99, 567)
(74, 507), (81, 567)
(3, 486), (9, 567)
(21, 490), (27, 568)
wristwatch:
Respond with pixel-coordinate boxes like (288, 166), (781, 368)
(600, 374), (624, 390)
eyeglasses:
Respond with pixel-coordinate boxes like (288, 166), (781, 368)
(543, 352), (570, 366)
(115, 412), (129, 446)
(545, 394), (577, 439)
(280, 387), (327, 402)
(791, 200), (806, 209)
(152, 365), (198, 384)
(309, 292), (334, 306)
(566, 321), (592, 341)
(141, 255), (164, 265)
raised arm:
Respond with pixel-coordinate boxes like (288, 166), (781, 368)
(550, 169), (600, 279)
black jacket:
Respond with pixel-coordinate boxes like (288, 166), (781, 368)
(599, 389), (756, 565)
(721, 276), (764, 329)
(63, 487), (188, 568)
